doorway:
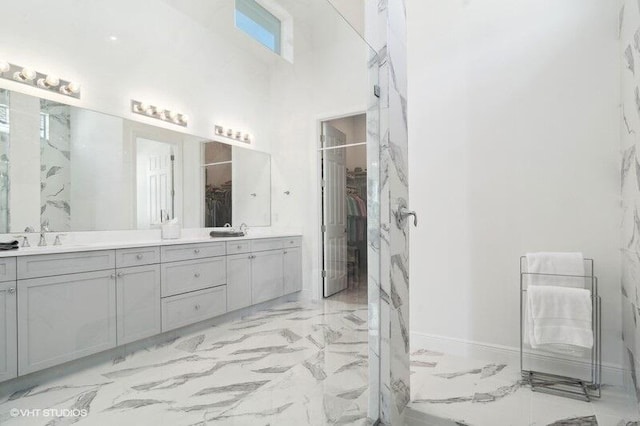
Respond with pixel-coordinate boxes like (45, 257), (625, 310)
(320, 113), (368, 299)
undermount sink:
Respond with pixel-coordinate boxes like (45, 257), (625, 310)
(209, 230), (246, 238)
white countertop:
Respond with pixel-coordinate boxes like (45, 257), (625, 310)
(0, 233), (302, 258)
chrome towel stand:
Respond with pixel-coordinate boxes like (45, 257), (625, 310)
(519, 256), (602, 402)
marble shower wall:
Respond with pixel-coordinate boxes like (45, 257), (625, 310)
(365, 0), (410, 424)
(621, 0), (640, 404)
(0, 89), (9, 233)
(39, 101), (71, 231)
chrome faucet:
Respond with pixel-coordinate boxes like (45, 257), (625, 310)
(22, 226), (35, 247)
(239, 223), (248, 235)
(38, 226), (49, 247)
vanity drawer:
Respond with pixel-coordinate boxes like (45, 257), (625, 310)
(161, 286), (227, 331)
(226, 241), (251, 255)
(250, 238), (284, 253)
(0, 257), (16, 283)
(282, 237), (302, 248)
(17, 250), (116, 279)
(116, 247), (160, 268)
(161, 242), (225, 263)
(161, 257), (226, 297)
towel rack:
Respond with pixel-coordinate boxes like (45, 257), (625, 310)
(519, 256), (601, 402)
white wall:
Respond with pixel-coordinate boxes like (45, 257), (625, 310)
(0, 0), (371, 301)
(0, 0), (273, 152)
(408, 0), (623, 369)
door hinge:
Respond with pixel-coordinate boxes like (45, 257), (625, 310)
(321, 225), (327, 232)
(321, 179), (326, 188)
(374, 84), (381, 98)
(322, 270), (327, 278)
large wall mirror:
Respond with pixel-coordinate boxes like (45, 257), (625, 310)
(0, 89), (271, 233)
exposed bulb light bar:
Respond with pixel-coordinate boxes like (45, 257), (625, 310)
(131, 100), (188, 127)
(214, 124), (252, 143)
(0, 60), (81, 99)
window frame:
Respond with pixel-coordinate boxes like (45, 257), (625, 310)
(235, 0), (282, 55)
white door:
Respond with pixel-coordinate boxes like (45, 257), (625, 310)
(116, 264), (161, 345)
(322, 123), (348, 297)
(136, 138), (173, 228)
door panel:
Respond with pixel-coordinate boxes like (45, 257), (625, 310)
(227, 253), (252, 312)
(17, 270), (117, 375)
(116, 264), (161, 345)
(251, 250), (284, 304)
(0, 282), (17, 382)
(322, 123), (348, 297)
(284, 247), (302, 294)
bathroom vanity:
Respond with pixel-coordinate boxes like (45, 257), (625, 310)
(0, 234), (302, 382)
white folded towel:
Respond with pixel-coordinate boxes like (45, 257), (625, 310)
(525, 252), (585, 288)
(526, 285), (593, 356)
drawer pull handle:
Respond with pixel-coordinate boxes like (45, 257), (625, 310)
(194, 304), (200, 311)
(7, 287), (15, 295)
(136, 254), (143, 260)
(194, 272), (201, 278)
(284, 251), (288, 255)
(237, 245), (242, 249)
(194, 249), (200, 254)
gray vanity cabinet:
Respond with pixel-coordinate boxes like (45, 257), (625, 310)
(283, 247), (302, 294)
(251, 250), (284, 304)
(0, 281), (17, 382)
(226, 253), (252, 312)
(116, 264), (161, 345)
(17, 270), (117, 375)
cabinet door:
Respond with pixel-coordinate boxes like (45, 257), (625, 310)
(116, 265), (161, 345)
(18, 270), (117, 375)
(0, 282), (17, 382)
(227, 254), (252, 312)
(251, 250), (284, 304)
(283, 247), (302, 294)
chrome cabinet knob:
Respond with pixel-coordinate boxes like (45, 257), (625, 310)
(237, 245), (242, 249)
(110, 274), (116, 280)
(194, 304), (200, 311)
(194, 272), (200, 278)
(7, 287), (15, 295)
(194, 249), (200, 254)
(136, 254), (143, 260)
(117, 272), (124, 278)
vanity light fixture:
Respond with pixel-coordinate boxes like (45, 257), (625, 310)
(0, 61), (81, 98)
(131, 100), (188, 127)
(214, 124), (252, 143)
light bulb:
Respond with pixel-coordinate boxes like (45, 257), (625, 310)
(156, 109), (167, 120)
(66, 81), (80, 93)
(137, 102), (149, 113)
(60, 81), (81, 95)
(235, 131), (242, 139)
(15, 67), (36, 82)
(243, 133), (251, 142)
(45, 75), (60, 87)
(215, 125), (224, 135)
(37, 74), (60, 89)
(226, 128), (234, 137)
(0, 61), (10, 73)
(179, 114), (188, 124)
(169, 111), (179, 122)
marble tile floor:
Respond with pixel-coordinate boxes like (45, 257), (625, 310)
(0, 288), (372, 426)
(407, 349), (640, 426)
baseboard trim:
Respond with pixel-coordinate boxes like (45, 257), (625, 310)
(410, 331), (628, 387)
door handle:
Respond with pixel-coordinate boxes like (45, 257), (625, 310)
(395, 199), (418, 228)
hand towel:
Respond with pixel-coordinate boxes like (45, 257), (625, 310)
(526, 285), (593, 356)
(525, 252), (585, 289)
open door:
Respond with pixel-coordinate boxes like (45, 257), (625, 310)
(322, 123), (348, 297)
